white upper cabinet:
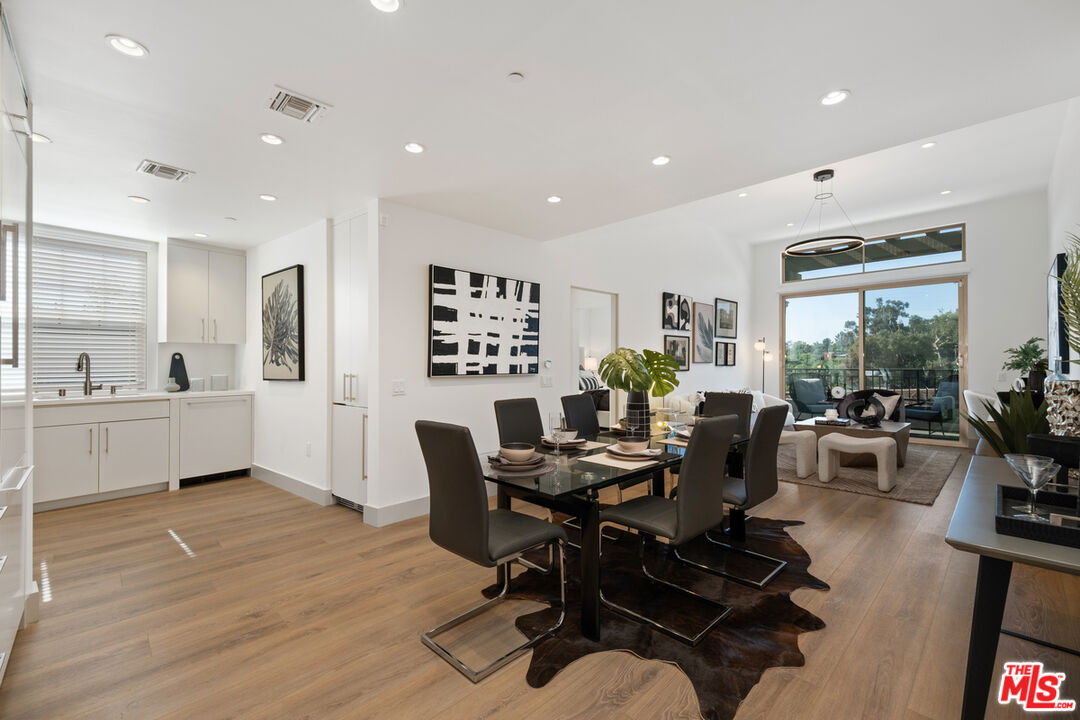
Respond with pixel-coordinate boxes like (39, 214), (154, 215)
(332, 215), (368, 406)
(165, 243), (245, 344)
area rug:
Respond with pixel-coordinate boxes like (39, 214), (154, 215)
(777, 443), (962, 505)
(485, 518), (828, 720)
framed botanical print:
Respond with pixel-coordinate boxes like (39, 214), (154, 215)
(262, 264), (305, 381)
(693, 301), (714, 363)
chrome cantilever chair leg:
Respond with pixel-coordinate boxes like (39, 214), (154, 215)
(598, 526), (732, 646)
(421, 539), (567, 683)
(689, 512), (787, 590)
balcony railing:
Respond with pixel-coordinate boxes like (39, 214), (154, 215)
(785, 366), (959, 406)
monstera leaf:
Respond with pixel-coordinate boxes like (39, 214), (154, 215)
(598, 347), (680, 397)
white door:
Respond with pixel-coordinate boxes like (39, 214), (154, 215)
(99, 419), (169, 493)
(208, 251), (245, 344)
(332, 220), (351, 404)
(347, 215), (368, 406)
(179, 396), (252, 479)
(167, 245), (209, 343)
(33, 424), (99, 503)
(331, 404), (366, 505)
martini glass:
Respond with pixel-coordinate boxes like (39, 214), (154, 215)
(1004, 454), (1059, 522)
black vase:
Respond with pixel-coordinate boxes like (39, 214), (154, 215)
(625, 390), (652, 439)
(1028, 370), (1047, 393)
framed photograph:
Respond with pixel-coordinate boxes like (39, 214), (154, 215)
(693, 301), (714, 363)
(715, 297), (738, 339)
(678, 295), (692, 331)
(726, 342), (737, 366)
(664, 334), (690, 371)
(429, 264), (540, 377)
(262, 264), (305, 381)
(662, 292), (679, 329)
(1050, 253), (1070, 375)
(714, 342), (727, 366)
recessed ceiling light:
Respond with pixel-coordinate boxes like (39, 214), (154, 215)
(30, 132), (52, 143)
(128, 195), (150, 204)
(507, 72), (526, 83)
(819, 89), (850, 106)
(224, 216), (237, 222)
(259, 194), (277, 202)
(651, 155), (671, 166)
(786, 222), (795, 227)
(193, 233), (209, 239)
(370, 0), (400, 12)
(260, 133), (284, 146)
(105, 34), (149, 57)
(940, 189), (952, 195)
(404, 142), (425, 154)
(547, 195), (562, 204)
(738, 192), (749, 198)
(921, 141), (937, 149)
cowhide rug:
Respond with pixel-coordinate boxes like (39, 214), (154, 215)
(484, 518), (828, 720)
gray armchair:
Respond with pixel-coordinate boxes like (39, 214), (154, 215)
(790, 378), (839, 419)
(907, 381), (958, 436)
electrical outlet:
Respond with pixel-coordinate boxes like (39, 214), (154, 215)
(392, 380), (406, 396)
(540, 375), (553, 388)
(305, 441), (312, 457)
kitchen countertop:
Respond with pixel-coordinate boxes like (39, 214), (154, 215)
(33, 389), (254, 407)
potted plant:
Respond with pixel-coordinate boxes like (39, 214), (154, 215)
(961, 389), (1049, 456)
(1002, 337), (1048, 391)
(1049, 232), (1080, 435)
(597, 348), (679, 438)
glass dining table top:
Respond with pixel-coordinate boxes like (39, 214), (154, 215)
(479, 430), (749, 499)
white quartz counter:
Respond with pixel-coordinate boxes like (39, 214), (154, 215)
(33, 389), (254, 408)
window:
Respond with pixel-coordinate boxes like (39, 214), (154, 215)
(32, 236), (149, 390)
(783, 224), (964, 282)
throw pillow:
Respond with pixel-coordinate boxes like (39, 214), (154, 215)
(872, 392), (900, 419)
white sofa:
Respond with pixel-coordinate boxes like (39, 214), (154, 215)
(654, 390), (796, 428)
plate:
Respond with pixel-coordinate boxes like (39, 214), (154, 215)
(488, 452), (545, 467)
(606, 447), (662, 459)
(493, 459), (553, 473)
(541, 436), (586, 446)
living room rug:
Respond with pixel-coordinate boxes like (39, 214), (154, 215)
(777, 443), (962, 505)
(485, 518), (829, 720)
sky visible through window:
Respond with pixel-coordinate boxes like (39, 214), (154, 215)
(786, 283), (958, 345)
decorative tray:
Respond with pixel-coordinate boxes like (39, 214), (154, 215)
(994, 485), (1080, 548)
(814, 418), (853, 426)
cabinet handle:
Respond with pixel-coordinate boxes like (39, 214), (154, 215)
(105, 426), (109, 453)
(213, 318), (218, 342)
(89, 427), (93, 454)
(201, 318), (206, 342)
(348, 374), (354, 402)
(343, 373), (347, 402)
(362, 413), (368, 480)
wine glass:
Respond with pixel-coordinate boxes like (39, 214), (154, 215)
(1004, 454), (1059, 522)
(548, 412), (565, 455)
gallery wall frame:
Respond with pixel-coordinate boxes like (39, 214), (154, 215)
(262, 264), (305, 381)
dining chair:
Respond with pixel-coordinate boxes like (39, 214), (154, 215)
(597, 415), (738, 645)
(701, 392), (754, 437)
(561, 393), (600, 437)
(694, 404), (789, 589)
(494, 398), (545, 444)
(414, 420), (567, 682)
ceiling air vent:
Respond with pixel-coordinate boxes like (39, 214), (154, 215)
(136, 159), (194, 182)
(267, 86), (330, 123)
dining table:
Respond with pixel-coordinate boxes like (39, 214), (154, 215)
(480, 429), (749, 642)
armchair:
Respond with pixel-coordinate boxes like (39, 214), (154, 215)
(790, 378), (839, 419)
(906, 381), (958, 436)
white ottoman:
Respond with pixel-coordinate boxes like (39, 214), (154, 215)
(779, 429), (817, 478)
(818, 433), (897, 492)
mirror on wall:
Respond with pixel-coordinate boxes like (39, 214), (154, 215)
(570, 287), (618, 428)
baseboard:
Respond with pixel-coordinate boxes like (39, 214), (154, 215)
(363, 495), (430, 527)
(251, 464), (334, 507)
(34, 482), (169, 513)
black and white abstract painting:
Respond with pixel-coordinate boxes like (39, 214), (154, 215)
(664, 334), (689, 371)
(662, 292), (679, 329)
(678, 295), (692, 331)
(693, 301), (714, 363)
(429, 265), (540, 377)
(262, 264), (305, 381)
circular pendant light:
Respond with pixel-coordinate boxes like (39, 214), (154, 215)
(783, 169), (865, 257)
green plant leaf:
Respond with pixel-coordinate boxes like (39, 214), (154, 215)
(597, 348), (650, 392)
(961, 390), (1048, 455)
(641, 349), (680, 397)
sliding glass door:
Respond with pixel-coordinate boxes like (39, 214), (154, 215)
(783, 278), (965, 442)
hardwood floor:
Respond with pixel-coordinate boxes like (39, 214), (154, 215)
(0, 453), (1077, 719)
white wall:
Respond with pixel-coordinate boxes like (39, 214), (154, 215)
(240, 219), (332, 492)
(1049, 98), (1080, 258)
(750, 190), (1050, 399)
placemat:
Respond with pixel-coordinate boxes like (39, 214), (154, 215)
(580, 454), (659, 471)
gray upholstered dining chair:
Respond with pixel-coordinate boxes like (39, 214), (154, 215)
(561, 393), (600, 437)
(701, 392), (754, 437)
(693, 404), (789, 589)
(494, 397), (545, 444)
(414, 420), (567, 682)
(597, 415), (738, 645)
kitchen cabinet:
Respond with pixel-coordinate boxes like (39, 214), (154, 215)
(34, 418), (169, 502)
(331, 215), (368, 405)
(165, 243), (246, 344)
(179, 395), (252, 479)
(331, 404), (366, 507)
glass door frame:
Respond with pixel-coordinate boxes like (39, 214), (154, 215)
(779, 274), (968, 447)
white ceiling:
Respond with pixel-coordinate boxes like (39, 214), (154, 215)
(9, 0), (1080, 247)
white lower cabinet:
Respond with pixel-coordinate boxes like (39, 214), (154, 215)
(34, 424), (100, 503)
(35, 419), (169, 502)
(179, 396), (252, 479)
(331, 404), (367, 506)
(99, 419), (170, 493)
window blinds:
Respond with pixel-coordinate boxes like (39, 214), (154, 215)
(32, 236), (148, 390)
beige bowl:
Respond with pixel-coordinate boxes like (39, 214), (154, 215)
(616, 437), (649, 453)
(499, 442), (535, 462)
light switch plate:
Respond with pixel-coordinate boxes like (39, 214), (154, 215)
(391, 380), (406, 396)
(540, 376), (553, 388)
